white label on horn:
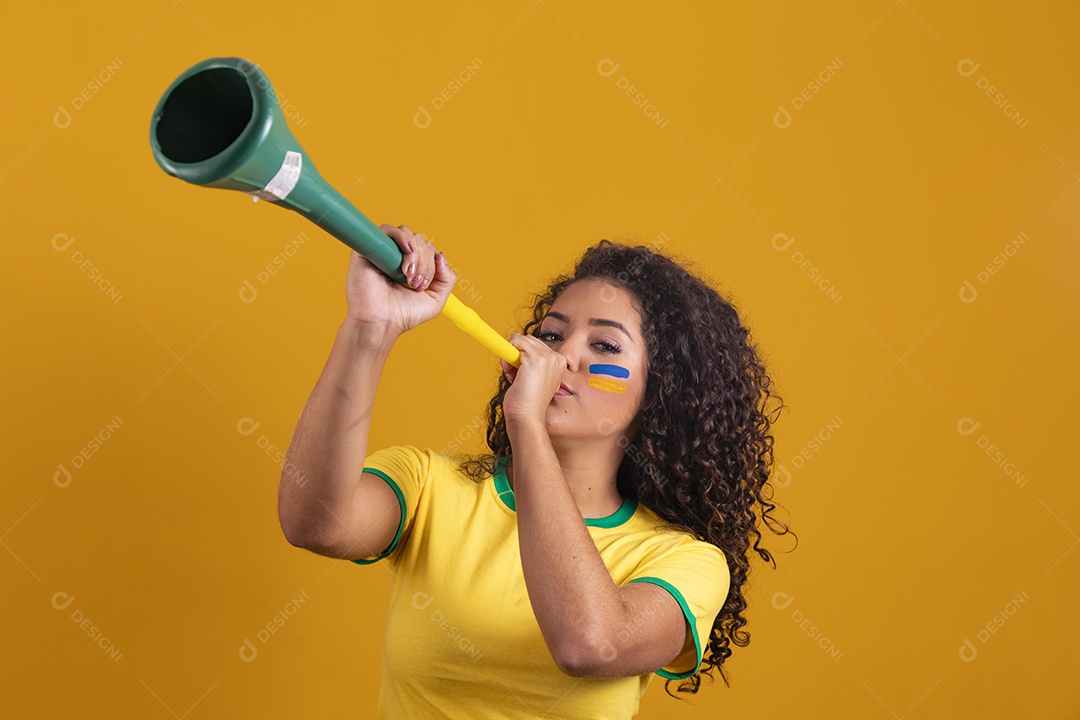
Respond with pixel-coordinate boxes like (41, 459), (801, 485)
(251, 151), (302, 202)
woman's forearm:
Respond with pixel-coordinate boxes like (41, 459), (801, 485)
(277, 318), (398, 547)
(510, 421), (626, 673)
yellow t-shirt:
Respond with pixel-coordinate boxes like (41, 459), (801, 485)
(350, 445), (730, 719)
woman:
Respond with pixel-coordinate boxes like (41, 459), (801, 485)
(278, 224), (793, 719)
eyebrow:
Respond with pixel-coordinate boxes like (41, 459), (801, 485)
(544, 311), (633, 342)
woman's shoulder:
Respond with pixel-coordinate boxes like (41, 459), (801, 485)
(624, 500), (726, 559)
(362, 446), (482, 490)
(367, 446), (476, 470)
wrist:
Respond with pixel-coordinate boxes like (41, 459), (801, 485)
(506, 416), (548, 445)
(338, 316), (400, 354)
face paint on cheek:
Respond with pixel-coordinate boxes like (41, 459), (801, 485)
(587, 363), (630, 394)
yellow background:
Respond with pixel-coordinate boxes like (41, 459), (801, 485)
(4, 1), (1078, 717)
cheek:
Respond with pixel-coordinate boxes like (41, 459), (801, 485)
(585, 376), (630, 395)
(585, 363), (634, 396)
(583, 363), (642, 413)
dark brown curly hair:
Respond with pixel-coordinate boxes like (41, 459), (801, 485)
(454, 238), (795, 697)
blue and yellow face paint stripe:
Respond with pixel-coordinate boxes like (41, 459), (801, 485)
(587, 364), (630, 394)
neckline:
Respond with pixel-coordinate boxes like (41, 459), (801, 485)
(492, 455), (637, 528)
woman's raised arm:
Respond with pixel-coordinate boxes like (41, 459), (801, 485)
(276, 224), (455, 555)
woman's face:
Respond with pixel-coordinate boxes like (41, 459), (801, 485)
(533, 278), (648, 445)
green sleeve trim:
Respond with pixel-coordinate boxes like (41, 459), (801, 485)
(626, 576), (702, 679)
(348, 467), (406, 565)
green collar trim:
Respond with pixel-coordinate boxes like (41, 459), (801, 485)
(493, 455), (638, 528)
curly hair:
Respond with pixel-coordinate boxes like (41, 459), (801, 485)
(454, 238), (795, 697)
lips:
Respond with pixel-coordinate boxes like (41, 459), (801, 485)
(557, 382), (574, 396)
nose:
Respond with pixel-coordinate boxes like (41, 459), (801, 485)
(550, 333), (584, 373)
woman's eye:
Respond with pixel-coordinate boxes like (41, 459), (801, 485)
(536, 331), (620, 354)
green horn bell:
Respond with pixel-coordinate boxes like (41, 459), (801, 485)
(149, 56), (522, 367)
(149, 56), (406, 284)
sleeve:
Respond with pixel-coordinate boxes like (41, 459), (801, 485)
(623, 540), (730, 679)
(347, 444), (432, 566)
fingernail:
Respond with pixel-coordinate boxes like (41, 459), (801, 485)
(407, 240), (416, 253)
(406, 260), (415, 276)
